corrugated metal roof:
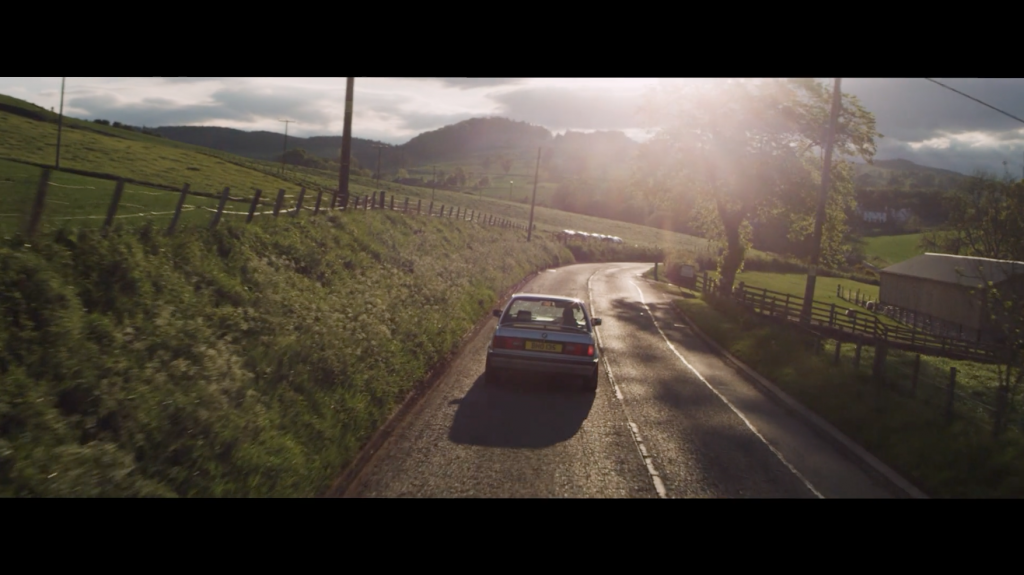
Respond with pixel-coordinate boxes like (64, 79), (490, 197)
(880, 253), (1024, 287)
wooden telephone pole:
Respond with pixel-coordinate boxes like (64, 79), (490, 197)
(337, 77), (354, 209)
(801, 78), (843, 323)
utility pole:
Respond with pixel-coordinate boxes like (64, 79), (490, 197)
(527, 147), (541, 242)
(374, 143), (385, 186)
(509, 180), (513, 201)
(55, 77), (66, 169)
(278, 119), (295, 175)
(337, 77), (354, 209)
(801, 78), (843, 323)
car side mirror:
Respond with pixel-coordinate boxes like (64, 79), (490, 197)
(592, 318), (602, 326)
(493, 309), (502, 318)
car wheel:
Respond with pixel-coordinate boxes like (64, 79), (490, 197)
(583, 367), (598, 392)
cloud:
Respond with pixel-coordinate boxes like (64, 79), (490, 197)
(66, 84), (336, 127)
(432, 78), (525, 89)
(490, 86), (644, 130)
(209, 86), (333, 124)
(157, 78), (227, 84)
(844, 78), (1024, 143)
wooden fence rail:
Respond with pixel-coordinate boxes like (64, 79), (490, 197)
(694, 273), (1006, 364)
(18, 169), (535, 239)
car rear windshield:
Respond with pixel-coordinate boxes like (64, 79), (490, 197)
(502, 298), (588, 328)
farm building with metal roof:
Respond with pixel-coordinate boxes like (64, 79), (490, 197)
(878, 253), (1024, 342)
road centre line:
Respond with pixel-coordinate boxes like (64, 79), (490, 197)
(588, 267), (667, 499)
(628, 279), (825, 499)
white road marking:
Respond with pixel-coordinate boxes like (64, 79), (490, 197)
(588, 268), (667, 499)
(628, 279), (825, 499)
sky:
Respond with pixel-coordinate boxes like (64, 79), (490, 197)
(4, 77), (1024, 176)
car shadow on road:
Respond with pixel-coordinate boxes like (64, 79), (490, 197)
(448, 373), (595, 449)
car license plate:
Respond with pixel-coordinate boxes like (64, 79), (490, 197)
(526, 341), (562, 352)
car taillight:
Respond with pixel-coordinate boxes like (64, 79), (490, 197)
(493, 336), (524, 349)
(563, 343), (595, 356)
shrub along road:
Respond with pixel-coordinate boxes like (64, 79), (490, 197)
(339, 263), (899, 498)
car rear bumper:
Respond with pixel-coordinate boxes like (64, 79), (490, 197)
(488, 350), (599, 376)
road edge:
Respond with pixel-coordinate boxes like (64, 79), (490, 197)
(639, 277), (930, 499)
(322, 268), (545, 498)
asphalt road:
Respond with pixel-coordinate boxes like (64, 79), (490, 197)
(342, 262), (897, 498)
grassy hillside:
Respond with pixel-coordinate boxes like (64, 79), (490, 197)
(859, 233), (928, 267)
(1, 92), (712, 254)
(0, 212), (574, 497)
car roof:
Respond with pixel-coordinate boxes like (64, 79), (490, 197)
(508, 293), (584, 304)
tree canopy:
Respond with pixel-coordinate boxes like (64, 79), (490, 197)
(636, 78), (881, 291)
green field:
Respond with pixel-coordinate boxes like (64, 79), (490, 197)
(676, 268), (893, 324)
(860, 233), (927, 267)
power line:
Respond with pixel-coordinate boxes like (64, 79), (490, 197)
(924, 78), (1024, 126)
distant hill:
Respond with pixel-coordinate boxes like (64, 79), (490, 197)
(153, 117), (643, 181)
(871, 158), (967, 178)
(152, 126), (386, 173)
(852, 157), (969, 192)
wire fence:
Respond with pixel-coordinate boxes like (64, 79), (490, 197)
(692, 274), (1022, 436)
(1, 165), (536, 239)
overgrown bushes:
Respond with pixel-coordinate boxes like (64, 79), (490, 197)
(0, 213), (572, 497)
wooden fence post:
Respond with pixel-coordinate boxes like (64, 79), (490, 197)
(372, 191), (378, 208)
(314, 189), (324, 215)
(273, 189), (286, 216)
(417, 199), (422, 214)
(833, 341), (842, 365)
(247, 189), (263, 223)
(102, 179), (126, 230)
(209, 187), (230, 229)
(293, 187), (306, 216)
(429, 201), (434, 215)
(364, 195), (370, 210)
(946, 367), (957, 422)
(25, 168), (51, 239)
(448, 206), (454, 218)
(167, 183), (190, 235)
(829, 303), (836, 327)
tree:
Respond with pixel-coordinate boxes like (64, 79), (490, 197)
(638, 78), (880, 293)
(924, 172), (1024, 436)
(500, 156), (513, 176)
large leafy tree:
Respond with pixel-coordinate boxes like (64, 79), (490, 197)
(637, 78), (880, 293)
